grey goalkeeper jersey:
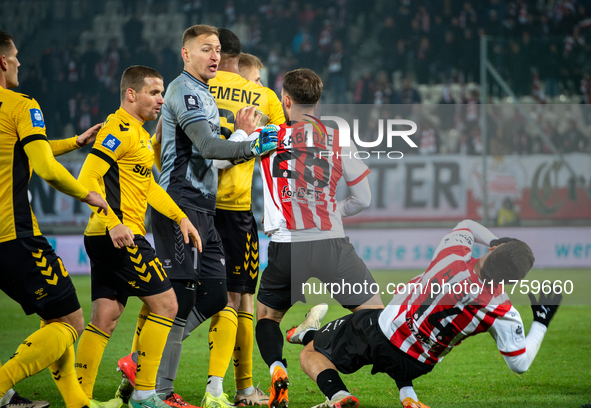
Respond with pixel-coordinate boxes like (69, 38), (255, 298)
(159, 71), (222, 214)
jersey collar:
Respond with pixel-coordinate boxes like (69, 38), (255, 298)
(182, 70), (209, 90)
(117, 107), (144, 128)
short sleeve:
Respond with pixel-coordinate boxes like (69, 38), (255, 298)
(487, 306), (527, 357)
(15, 97), (48, 144)
(341, 142), (370, 186)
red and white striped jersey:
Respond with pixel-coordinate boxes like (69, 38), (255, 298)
(378, 226), (527, 365)
(258, 121), (370, 243)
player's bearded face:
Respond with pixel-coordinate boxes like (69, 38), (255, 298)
(183, 34), (221, 84)
(4, 41), (20, 88)
(135, 77), (164, 122)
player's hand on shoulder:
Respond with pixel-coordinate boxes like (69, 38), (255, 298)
(109, 223), (136, 249)
(235, 105), (260, 136)
(81, 191), (109, 215)
(76, 123), (103, 147)
(180, 217), (202, 252)
(251, 124), (279, 156)
(528, 291), (562, 327)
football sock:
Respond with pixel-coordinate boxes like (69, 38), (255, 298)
(0, 321), (77, 395)
(234, 311), (254, 390)
(51, 344), (90, 408)
(131, 304), (150, 353)
(208, 307), (238, 378)
(131, 389), (156, 400)
(135, 313), (173, 391)
(206, 376), (223, 398)
(183, 279), (227, 340)
(0, 389), (15, 405)
(399, 386), (418, 403)
(269, 361), (287, 377)
(302, 330), (316, 346)
(255, 319), (284, 368)
(75, 323), (110, 398)
(156, 317), (186, 395)
(317, 369), (348, 400)
(236, 385), (255, 396)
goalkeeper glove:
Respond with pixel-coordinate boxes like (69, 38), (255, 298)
(490, 237), (518, 247)
(250, 124), (279, 156)
(528, 292), (562, 327)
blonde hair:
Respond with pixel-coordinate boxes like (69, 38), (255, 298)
(182, 24), (218, 47)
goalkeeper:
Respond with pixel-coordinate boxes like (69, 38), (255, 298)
(286, 220), (561, 408)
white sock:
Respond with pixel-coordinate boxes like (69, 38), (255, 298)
(131, 389), (156, 401)
(237, 385), (255, 396)
(269, 361), (287, 377)
(331, 390), (352, 401)
(0, 389), (15, 405)
(399, 386), (418, 403)
(206, 376), (224, 398)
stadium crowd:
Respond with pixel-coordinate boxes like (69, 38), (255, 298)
(3, 0), (591, 155)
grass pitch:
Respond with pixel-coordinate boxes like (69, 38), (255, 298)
(1, 271), (590, 408)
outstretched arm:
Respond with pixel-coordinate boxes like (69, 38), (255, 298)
(453, 219), (498, 246)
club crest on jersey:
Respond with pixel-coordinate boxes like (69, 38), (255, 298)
(184, 95), (199, 110)
(29, 108), (45, 128)
(102, 134), (121, 152)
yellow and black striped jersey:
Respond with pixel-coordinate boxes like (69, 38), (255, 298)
(209, 71), (285, 211)
(0, 88), (88, 243)
(79, 108), (185, 237)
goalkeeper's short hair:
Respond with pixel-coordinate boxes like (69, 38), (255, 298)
(481, 239), (535, 284)
(182, 24), (219, 47)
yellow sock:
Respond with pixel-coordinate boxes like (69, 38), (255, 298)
(75, 324), (110, 398)
(131, 304), (150, 353)
(51, 344), (90, 408)
(234, 311), (254, 390)
(135, 313), (173, 391)
(0, 322), (78, 395)
(208, 307), (238, 378)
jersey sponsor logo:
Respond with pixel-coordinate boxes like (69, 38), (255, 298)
(102, 134), (121, 152)
(210, 86), (261, 105)
(133, 164), (152, 178)
(29, 108), (45, 128)
(184, 95), (200, 110)
(281, 185), (323, 202)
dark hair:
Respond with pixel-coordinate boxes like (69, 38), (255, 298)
(239, 53), (264, 71)
(480, 239), (535, 284)
(120, 65), (163, 100)
(0, 30), (14, 56)
(282, 68), (323, 104)
(218, 28), (241, 57)
(182, 24), (218, 47)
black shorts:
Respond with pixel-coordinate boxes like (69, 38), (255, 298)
(313, 309), (433, 381)
(214, 209), (259, 294)
(152, 207), (225, 282)
(0, 236), (80, 320)
(257, 238), (377, 310)
(85, 234), (171, 306)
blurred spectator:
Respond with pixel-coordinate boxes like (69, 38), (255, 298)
(393, 77), (421, 104)
(353, 70), (375, 104)
(80, 40), (101, 95)
(123, 13), (144, 54)
(496, 197), (520, 226)
(373, 71), (394, 104)
(327, 39), (347, 104)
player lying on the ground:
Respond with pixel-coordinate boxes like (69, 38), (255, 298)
(287, 219), (562, 408)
